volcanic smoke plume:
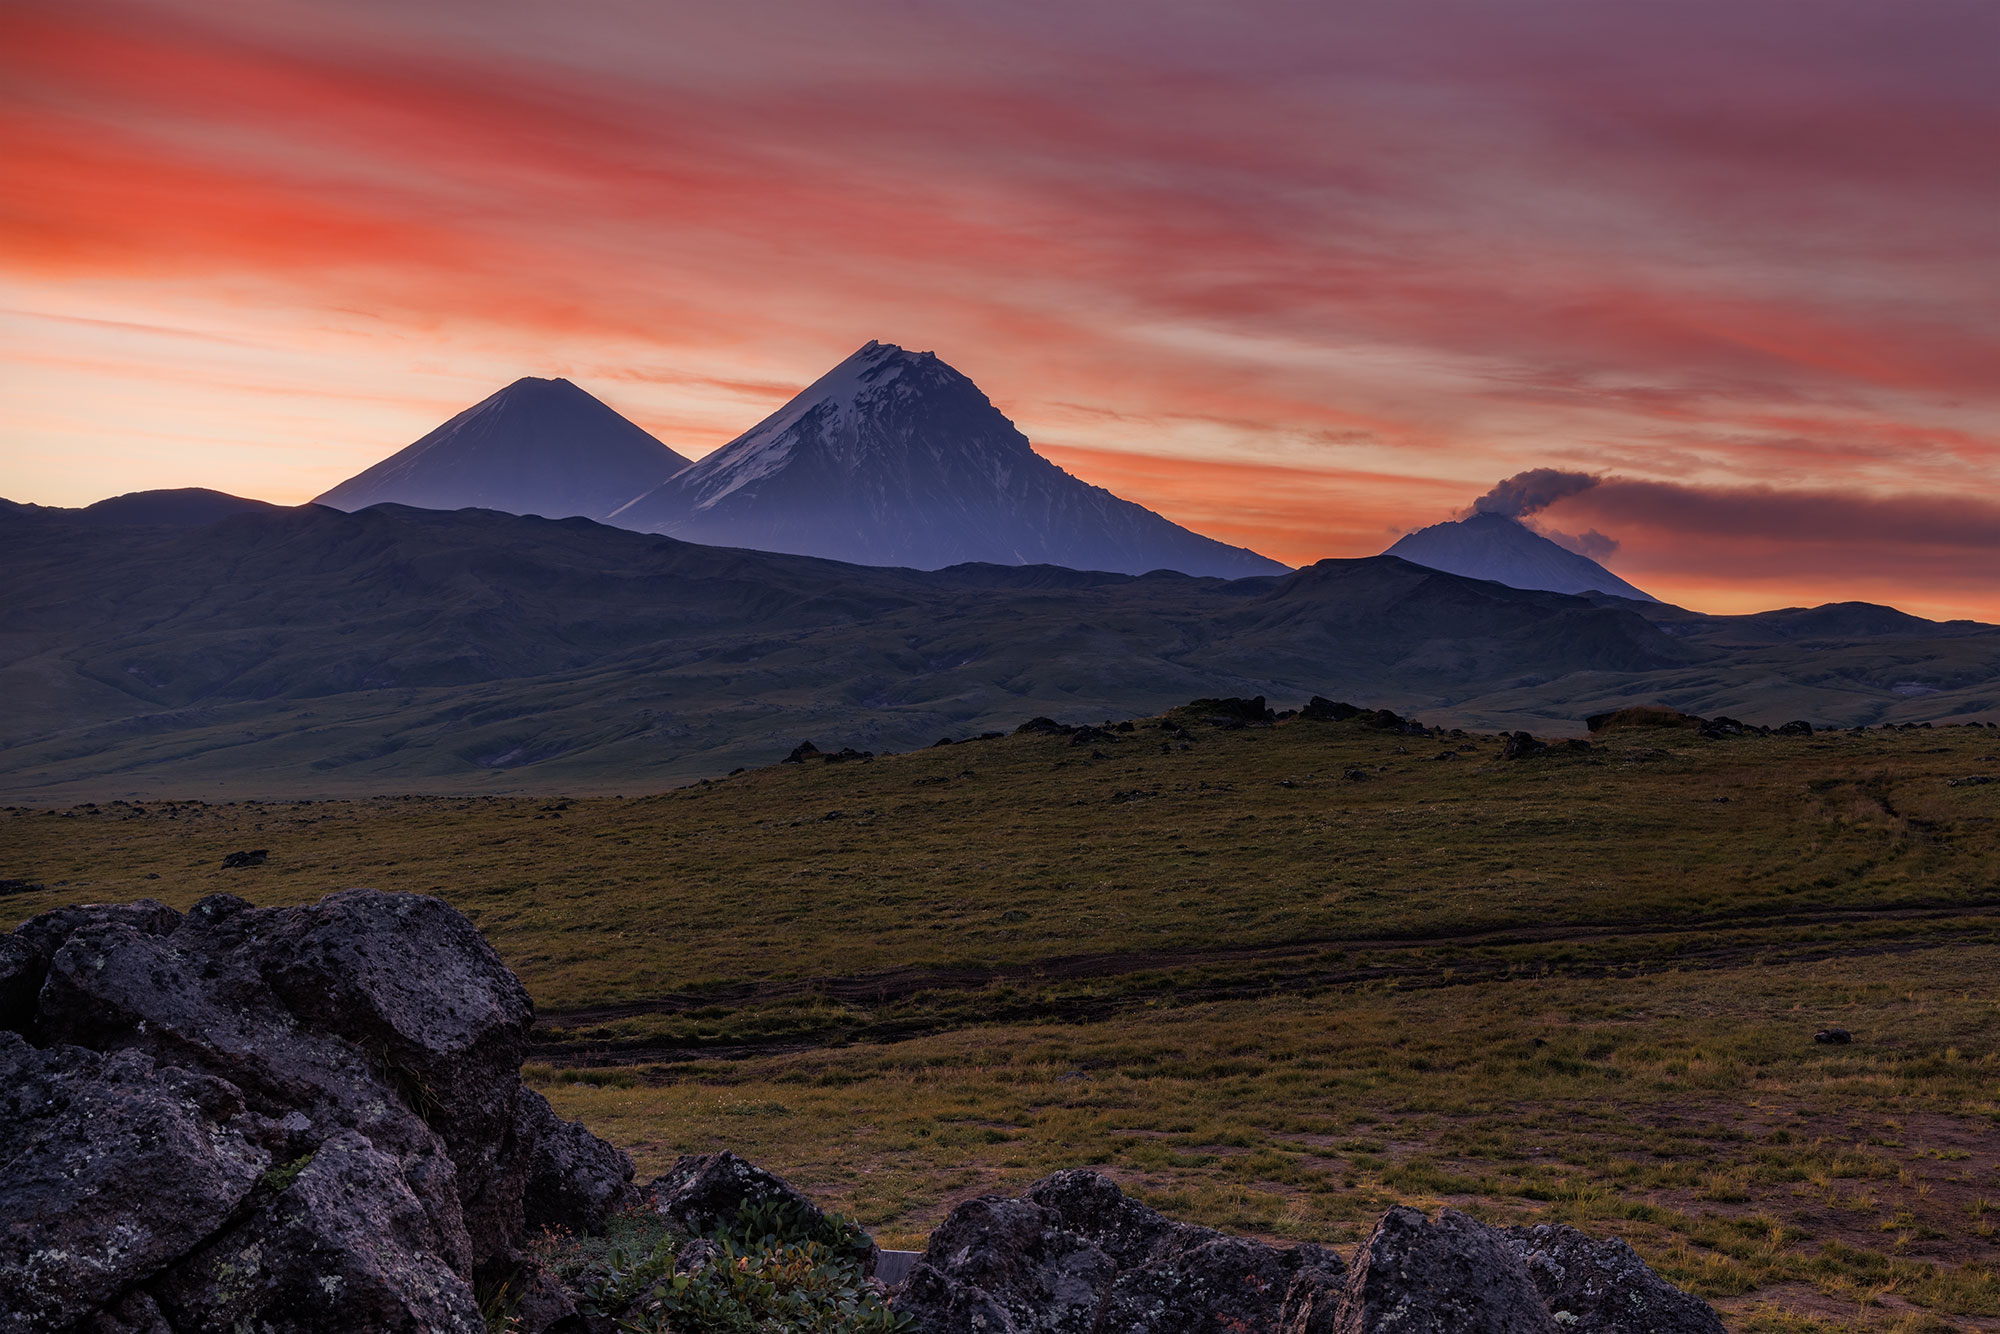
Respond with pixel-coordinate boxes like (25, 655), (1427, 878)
(1471, 468), (1600, 520)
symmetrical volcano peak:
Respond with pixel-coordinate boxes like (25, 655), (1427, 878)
(315, 376), (691, 521)
(609, 341), (1286, 578)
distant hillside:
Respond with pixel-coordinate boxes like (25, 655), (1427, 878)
(1386, 511), (1657, 601)
(0, 488), (281, 526)
(316, 377), (691, 520)
(608, 341), (1287, 579)
(2, 503), (1995, 799)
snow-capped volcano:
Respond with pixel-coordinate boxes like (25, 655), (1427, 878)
(1385, 511), (1657, 601)
(315, 377), (691, 521)
(608, 341), (1287, 578)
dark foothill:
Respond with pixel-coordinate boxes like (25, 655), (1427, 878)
(1585, 706), (1703, 733)
(1183, 696), (1277, 725)
(1814, 1028), (1854, 1044)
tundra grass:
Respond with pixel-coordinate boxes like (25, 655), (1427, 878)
(6, 716), (1998, 1331)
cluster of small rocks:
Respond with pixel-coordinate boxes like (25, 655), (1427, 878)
(892, 1169), (1724, 1334)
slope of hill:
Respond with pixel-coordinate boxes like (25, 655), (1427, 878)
(608, 341), (1287, 578)
(1386, 511), (1657, 601)
(1, 503), (1995, 798)
(315, 377), (692, 520)
(0, 488), (282, 526)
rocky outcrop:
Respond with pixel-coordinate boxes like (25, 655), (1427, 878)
(0, 890), (637, 1334)
(1505, 1223), (1727, 1333)
(892, 1173), (1723, 1334)
(893, 1170), (1343, 1334)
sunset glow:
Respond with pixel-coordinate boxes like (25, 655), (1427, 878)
(4, 0), (1996, 617)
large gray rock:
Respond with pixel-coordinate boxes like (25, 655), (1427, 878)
(1506, 1223), (1727, 1333)
(893, 1170), (1338, 1334)
(517, 1086), (640, 1234)
(154, 1130), (484, 1333)
(647, 1149), (830, 1238)
(1330, 1206), (1558, 1334)
(1, 889), (636, 1333)
(0, 1035), (269, 1334)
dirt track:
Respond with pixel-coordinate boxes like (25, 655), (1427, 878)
(529, 896), (2000, 1068)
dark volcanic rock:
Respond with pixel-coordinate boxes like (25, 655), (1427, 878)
(782, 740), (821, 762)
(894, 1170), (1337, 1334)
(1, 889), (635, 1334)
(220, 848), (268, 868)
(1501, 731), (1549, 759)
(647, 1151), (839, 1245)
(1814, 1027), (1854, 1044)
(0, 934), (40, 1031)
(154, 1130), (484, 1334)
(1015, 717), (1073, 737)
(1505, 1222), (1726, 1333)
(0, 1035), (269, 1333)
(516, 1088), (640, 1233)
(897, 1198), (1724, 1334)
(1300, 696), (1362, 721)
(1332, 1206), (1557, 1333)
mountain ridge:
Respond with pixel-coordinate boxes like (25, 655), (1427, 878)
(3, 503), (1994, 800)
(609, 340), (1288, 578)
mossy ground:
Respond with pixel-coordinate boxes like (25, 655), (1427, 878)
(7, 715), (1998, 1330)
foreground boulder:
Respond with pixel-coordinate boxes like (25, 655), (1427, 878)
(893, 1172), (1723, 1334)
(0, 890), (637, 1334)
(1506, 1223), (1726, 1333)
(894, 1169), (1345, 1334)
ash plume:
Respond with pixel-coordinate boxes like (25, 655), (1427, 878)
(1471, 468), (1600, 520)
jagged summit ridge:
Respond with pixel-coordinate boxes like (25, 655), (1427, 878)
(1385, 510), (1657, 602)
(610, 340), (1286, 578)
(315, 376), (692, 521)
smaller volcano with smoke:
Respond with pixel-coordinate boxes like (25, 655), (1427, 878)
(1386, 470), (1658, 602)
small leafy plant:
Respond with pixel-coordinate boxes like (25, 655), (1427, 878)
(548, 1200), (911, 1334)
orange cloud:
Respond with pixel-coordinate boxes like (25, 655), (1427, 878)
(2, 0), (1997, 619)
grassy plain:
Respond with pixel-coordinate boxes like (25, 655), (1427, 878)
(6, 713), (1999, 1331)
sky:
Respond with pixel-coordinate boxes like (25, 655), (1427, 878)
(4, 0), (1998, 619)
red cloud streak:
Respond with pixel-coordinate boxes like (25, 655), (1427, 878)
(2, 0), (1997, 620)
